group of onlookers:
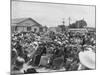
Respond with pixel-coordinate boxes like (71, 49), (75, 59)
(11, 31), (96, 74)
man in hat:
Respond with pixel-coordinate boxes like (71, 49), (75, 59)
(78, 50), (95, 70)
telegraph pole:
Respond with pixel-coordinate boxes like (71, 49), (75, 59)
(68, 17), (71, 25)
(62, 18), (65, 25)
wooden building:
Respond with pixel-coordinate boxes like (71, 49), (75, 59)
(11, 18), (42, 33)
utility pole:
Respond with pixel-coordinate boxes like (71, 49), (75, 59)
(62, 18), (65, 25)
(68, 17), (71, 25)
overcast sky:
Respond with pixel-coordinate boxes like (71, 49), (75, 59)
(12, 1), (95, 27)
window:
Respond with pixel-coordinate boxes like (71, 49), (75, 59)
(27, 26), (31, 31)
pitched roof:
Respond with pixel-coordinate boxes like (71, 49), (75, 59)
(11, 18), (42, 26)
(12, 18), (29, 24)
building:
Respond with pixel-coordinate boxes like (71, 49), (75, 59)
(67, 28), (88, 33)
(86, 27), (96, 33)
(11, 18), (43, 33)
(48, 27), (57, 33)
(56, 27), (62, 32)
(42, 26), (48, 32)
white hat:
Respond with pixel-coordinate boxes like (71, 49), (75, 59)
(86, 47), (93, 52)
(79, 51), (96, 69)
(17, 56), (25, 62)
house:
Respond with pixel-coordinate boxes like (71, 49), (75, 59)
(56, 27), (62, 32)
(11, 18), (43, 33)
(47, 27), (57, 33)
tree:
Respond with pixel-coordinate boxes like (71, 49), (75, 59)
(68, 19), (87, 28)
(76, 20), (87, 28)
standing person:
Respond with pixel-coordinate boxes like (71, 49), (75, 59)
(31, 43), (46, 66)
(15, 41), (24, 57)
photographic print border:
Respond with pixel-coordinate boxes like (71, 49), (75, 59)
(10, 0), (96, 74)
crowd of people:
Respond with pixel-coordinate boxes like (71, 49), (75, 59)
(11, 30), (96, 74)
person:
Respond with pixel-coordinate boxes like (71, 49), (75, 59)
(11, 30), (96, 73)
(15, 41), (24, 57)
(11, 48), (17, 65)
(24, 68), (38, 74)
(11, 56), (25, 74)
(78, 50), (95, 70)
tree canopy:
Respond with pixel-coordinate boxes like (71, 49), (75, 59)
(68, 20), (87, 28)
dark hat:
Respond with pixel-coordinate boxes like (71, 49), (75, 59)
(24, 68), (38, 74)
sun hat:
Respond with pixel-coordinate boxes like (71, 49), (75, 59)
(86, 47), (93, 52)
(79, 51), (95, 69)
(17, 56), (25, 62)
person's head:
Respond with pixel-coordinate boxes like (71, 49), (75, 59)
(79, 51), (95, 70)
(24, 68), (38, 74)
(15, 56), (25, 71)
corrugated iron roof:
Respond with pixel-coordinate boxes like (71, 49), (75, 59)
(11, 18), (29, 24)
(11, 17), (42, 26)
